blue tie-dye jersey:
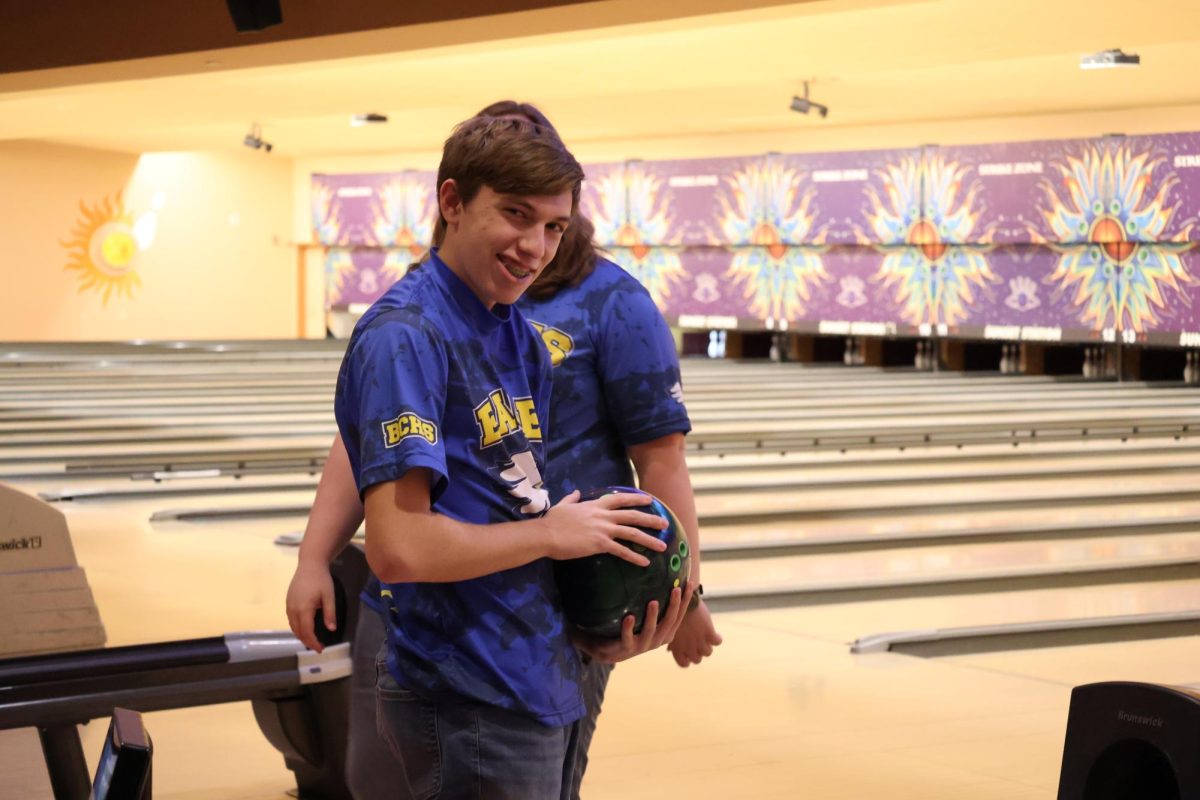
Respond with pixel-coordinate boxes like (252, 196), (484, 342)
(335, 252), (585, 727)
(518, 257), (692, 497)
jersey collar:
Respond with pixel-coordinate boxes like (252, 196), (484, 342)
(428, 249), (512, 333)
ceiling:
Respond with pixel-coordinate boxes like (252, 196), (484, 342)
(3, 0), (1200, 160)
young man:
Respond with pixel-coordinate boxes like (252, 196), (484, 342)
(334, 115), (693, 798)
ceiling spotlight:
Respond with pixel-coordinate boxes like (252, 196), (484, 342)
(350, 113), (389, 127)
(790, 82), (828, 118)
(243, 123), (273, 153)
(1080, 48), (1140, 70)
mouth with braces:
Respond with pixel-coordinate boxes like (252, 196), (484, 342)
(499, 255), (533, 280)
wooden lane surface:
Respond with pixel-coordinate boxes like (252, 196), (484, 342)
(3, 386), (1197, 428)
(21, 444), (1200, 505)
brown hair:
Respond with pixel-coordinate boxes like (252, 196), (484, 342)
(413, 102), (601, 299)
(437, 115), (583, 226)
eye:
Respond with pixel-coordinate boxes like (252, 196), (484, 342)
(547, 222), (567, 235)
(506, 207), (528, 220)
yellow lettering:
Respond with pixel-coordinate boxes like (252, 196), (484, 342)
(382, 412), (438, 447)
(474, 401), (503, 448)
(528, 319), (574, 367)
(384, 420), (402, 446)
(514, 397), (541, 441)
(490, 389), (520, 439)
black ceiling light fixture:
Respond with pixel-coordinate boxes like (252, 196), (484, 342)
(226, 0), (283, 33)
(243, 123), (273, 153)
(790, 82), (829, 118)
(350, 113), (390, 127)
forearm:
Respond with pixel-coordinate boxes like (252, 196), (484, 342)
(297, 435), (364, 568)
(364, 475), (553, 583)
(629, 433), (701, 582)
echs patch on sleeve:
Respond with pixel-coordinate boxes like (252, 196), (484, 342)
(382, 411), (439, 447)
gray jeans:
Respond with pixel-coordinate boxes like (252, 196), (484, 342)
(376, 653), (582, 800)
(348, 603), (610, 800)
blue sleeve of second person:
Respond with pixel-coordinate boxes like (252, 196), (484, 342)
(336, 316), (450, 500)
(596, 284), (692, 446)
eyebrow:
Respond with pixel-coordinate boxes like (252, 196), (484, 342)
(502, 196), (571, 225)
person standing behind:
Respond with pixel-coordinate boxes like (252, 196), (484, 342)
(288, 104), (720, 800)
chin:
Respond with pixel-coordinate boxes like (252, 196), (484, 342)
(496, 286), (529, 306)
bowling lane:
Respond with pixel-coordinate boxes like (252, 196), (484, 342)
(0, 410), (332, 435)
(0, 394), (329, 416)
(0, 387), (1168, 427)
(694, 471), (1200, 520)
(28, 466), (1200, 539)
(685, 436), (1200, 473)
(44, 470), (1200, 527)
(0, 420), (336, 448)
(728, 579), (1200, 645)
(940, 636), (1199, 688)
(21, 473), (320, 500)
(687, 448), (1200, 493)
(0, 436), (331, 477)
(55, 495), (302, 645)
(700, 531), (1200, 597)
(685, 394), (1200, 424)
(0, 379), (333, 400)
(699, 497), (1200, 550)
(6, 388), (1196, 430)
(690, 404), (1200, 439)
(23, 441), (1200, 513)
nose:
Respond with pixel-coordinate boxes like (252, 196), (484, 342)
(516, 226), (546, 264)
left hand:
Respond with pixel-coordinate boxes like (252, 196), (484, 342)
(666, 599), (722, 667)
(573, 581), (694, 664)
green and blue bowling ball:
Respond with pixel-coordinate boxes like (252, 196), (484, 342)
(555, 486), (691, 638)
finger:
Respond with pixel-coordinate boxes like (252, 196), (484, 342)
(610, 509), (670, 530)
(555, 489), (582, 507)
(619, 613), (638, 654)
(673, 649), (689, 668)
(295, 610), (320, 651)
(594, 492), (654, 510)
(321, 589), (337, 632)
(652, 588), (685, 648)
(605, 540), (652, 567)
(636, 601), (660, 648)
(609, 526), (668, 552)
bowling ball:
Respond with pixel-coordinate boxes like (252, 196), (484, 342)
(555, 486), (692, 638)
(312, 572), (347, 649)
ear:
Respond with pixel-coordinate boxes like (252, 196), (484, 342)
(438, 179), (464, 227)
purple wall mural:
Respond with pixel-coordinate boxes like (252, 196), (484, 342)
(313, 131), (1200, 345)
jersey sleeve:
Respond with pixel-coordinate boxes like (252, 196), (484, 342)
(596, 283), (692, 447)
(334, 316), (450, 500)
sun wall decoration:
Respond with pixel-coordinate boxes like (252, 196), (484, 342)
(586, 164), (685, 310)
(863, 154), (996, 326)
(372, 177), (435, 285)
(61, 193), (156, 305)
(718, 160), (827, 322)
(1037, 144), (1195, 333)
(311, 183), (356, 306)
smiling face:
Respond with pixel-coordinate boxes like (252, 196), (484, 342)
(436, 181), (573, 309)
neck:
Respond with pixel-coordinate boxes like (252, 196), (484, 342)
(436, 242), (495, 310)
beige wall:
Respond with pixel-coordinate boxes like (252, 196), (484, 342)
(0, 141), (298, 342)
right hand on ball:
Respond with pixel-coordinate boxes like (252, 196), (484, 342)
(574, 581), (694, 664)
(543, 490), (669, 566)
